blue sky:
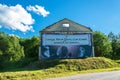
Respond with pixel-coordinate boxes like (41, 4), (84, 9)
(0, 0), (120, 38)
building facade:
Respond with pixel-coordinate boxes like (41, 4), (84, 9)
(39, 18), (94, 59)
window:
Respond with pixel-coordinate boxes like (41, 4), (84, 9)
(62, 23), (69, 27)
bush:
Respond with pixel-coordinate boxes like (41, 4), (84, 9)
(16, 58), (37, 67)
(0, 58), (37, 70)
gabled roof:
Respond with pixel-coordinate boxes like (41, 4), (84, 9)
(41, 18), (92, 32)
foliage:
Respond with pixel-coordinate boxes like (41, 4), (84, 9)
(7, 36), (24, 61)
(93, 31), (112, 57)
(108, 32), (120, 59)
(0, 31), (40, 69)
(0, 32), (25, 68)
(20, 36), (40, 58)
(0, 50), (4, 69)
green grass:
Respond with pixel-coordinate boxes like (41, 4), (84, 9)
(0, 57), (120, 80)
(115, 60), (120, 63)
(31, 57), (120, 71)
(1, 67), (120, 80)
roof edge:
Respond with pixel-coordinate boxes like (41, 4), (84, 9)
(40, 18), (92, 32)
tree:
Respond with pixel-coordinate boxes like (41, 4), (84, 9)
(93, 31), (112, 57)
(6, 36), (24, 61)
(0, 50), (3, 68)
(108, 32), (116, 41)
(0, 32), (24, 62)
(108, 32), (120, 59)
(20, 36), (40, 58)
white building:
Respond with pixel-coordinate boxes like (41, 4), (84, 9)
(39, 18), (94, 59)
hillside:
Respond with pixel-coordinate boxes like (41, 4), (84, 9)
(0, 57), (120, 80)
(27, 57), (119, 71)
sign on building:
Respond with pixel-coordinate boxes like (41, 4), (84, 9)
(39, 18), (94, 59)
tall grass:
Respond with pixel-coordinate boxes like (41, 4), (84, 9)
(0, 57), (120, 80)
(35, 57), (119, 71)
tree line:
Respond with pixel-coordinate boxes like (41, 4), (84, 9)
(0, 32), (40, 69)
(93, 31), (120, 59)
(0, 31), (120, 69)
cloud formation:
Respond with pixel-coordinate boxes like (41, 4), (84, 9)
(0, 4), (34, 32)
(27, 5), (50, 17)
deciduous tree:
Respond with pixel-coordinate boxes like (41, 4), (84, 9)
(93, 31), (112, 57)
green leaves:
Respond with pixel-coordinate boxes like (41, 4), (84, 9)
(93, 31), (112, 57)
(108, 32), (120, 59)
(20, 36), (40, 58)
(0, 32), (25, 68)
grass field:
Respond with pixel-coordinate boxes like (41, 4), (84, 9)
(0, 57), (120, 80)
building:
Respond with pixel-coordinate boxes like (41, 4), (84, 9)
(39, 18), (94, 59)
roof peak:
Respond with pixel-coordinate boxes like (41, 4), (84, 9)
(41, 18), (92, 32)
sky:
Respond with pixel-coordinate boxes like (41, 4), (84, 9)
(0, 0), (120, 38)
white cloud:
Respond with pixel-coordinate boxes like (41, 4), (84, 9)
(0, 4), (34, 32)
(27, 5), (50, 17)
